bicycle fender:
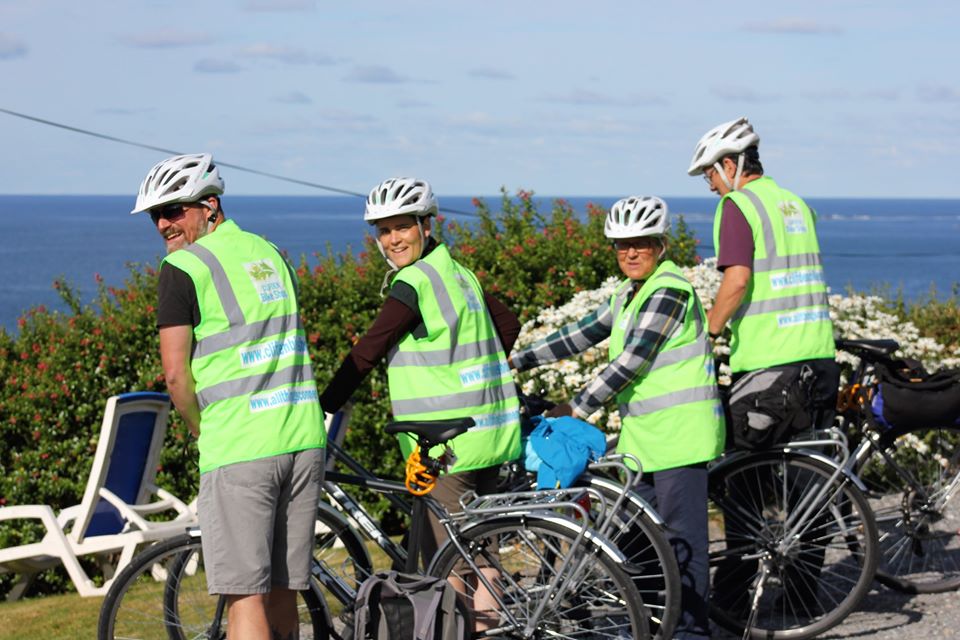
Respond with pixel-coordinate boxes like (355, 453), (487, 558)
(579, 474), (667, 527)
(440, 513), (630, 566)
(711, 448), (870, 494)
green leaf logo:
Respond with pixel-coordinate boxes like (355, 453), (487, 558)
(248, 260), (276, 281)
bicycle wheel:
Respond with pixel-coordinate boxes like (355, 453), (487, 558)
(574, 474), (682, 640)
(708, 451), (878, 639)
(858, 424), (960, 593)
(429, 515), (649, 639)
(313, 502), (373, 604)
(98, 532), (330, 640)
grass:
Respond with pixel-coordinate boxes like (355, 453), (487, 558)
(0, 537), (396, 639)
(0, 590), (102, 639)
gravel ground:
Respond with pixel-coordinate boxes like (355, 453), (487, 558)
(711, 582), (960, 639)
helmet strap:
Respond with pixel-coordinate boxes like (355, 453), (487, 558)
(414, 217), (428, 261)
(733, 153), (745, 191)
(714, 161), (734, 192)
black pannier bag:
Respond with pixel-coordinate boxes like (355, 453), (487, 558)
(728, 364), (815, 450)
(870, 361), (960, 430)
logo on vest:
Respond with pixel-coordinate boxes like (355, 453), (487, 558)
(778, 200), (808, 235)
(458, 361), (510, 386)
(249, 384), (319, 413)
(769, 269), (825, 291)
(239, 336), (308, 368)
(777, 308), (830, 327)
(244, 259), (289, 303)
(456, 273), (482, 312)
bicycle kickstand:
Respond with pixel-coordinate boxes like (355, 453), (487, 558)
(741, 559), (771, 640)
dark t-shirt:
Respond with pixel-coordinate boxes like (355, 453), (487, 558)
(157, 263), (201, 327)
(716, 198), (755, 271)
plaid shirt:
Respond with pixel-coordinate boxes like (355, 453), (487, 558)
(513, 284), (690, 418)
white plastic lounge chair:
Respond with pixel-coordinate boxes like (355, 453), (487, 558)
(0, 392), (197, 600)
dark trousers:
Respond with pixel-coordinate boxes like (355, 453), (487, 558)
(634, 463), (711, 640)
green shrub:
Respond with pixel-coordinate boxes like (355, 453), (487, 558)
(0, 190), (700, 596)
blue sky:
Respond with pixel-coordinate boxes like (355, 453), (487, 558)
(1, 1), (958, 198)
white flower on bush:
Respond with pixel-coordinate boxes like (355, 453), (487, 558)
(514, 259), (959, 431)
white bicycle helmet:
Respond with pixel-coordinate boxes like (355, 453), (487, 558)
(364, 177), (438, 223)
(131, 153), (225, 214)
(604, 196), (669, 239)
(686, 117), (760, 176)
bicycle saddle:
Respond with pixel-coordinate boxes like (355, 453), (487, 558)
(835, 338), (900, 357)
(384, 418), (475, 447)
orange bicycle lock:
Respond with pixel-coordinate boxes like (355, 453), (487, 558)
(404, 448), (438, 496)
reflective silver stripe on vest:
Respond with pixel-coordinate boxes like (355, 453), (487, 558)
(621, 271), (700, 346)
(388, 336), (503, 367)
(610, 282), (632, 322)
(193, 312), (301, 359)
(732, 291), (830, 321)
(741, 189), (776, 265)
(391, 379), (518, 417)
(754, 252), (822, 272)
(739, 189), (824, 273)
(185, 244), (246, 327)
(619, 384), (719, 417)
(413, 260), (460, 350)
(196, 362), (315, 411)
(648, 335), (710, 373)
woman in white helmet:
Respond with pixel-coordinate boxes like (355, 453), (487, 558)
(319, 177), (521, 628)
(511, 196), (724, 640)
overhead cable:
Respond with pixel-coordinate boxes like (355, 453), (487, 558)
(0, 107), (477, 216)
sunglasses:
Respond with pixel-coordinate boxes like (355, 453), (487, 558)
(149, 202), (199, 225)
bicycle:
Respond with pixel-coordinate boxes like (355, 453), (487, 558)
(836, 337), (960, 593)
(100, 416), (650, 639)
(319, 402), (681, 639)
(707, 420), (879, 638)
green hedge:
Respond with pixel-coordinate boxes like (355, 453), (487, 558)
(0, 190), (697, 596)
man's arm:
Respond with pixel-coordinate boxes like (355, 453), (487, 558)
(707, 265), (751, 336)
(710, 198), (754, 336)
(159, 324), (201, 436)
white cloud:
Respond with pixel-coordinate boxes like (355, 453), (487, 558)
(540, 89), (665, 107)
(468, 67), (515, 80)
(274, 91), (312, 104)
(242, 0), (315, 11)
(917, 85), (960, 103)
(343, 65), (409, 84)
(195, 58), (244, 73)
(122, 30), (211, 48)
(0, 33), (27, 59)
(238, 43), (336, 66)
(711, 85), (782, 103)
(742, 18), (842, 35)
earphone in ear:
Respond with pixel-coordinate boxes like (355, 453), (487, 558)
(207, 212), (217, 224)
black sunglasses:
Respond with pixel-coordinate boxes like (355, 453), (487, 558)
(149, 202), (196, 225)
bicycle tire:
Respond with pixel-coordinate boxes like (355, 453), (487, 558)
(708, 451), (878, 639)
(858, 424), (960, 593)
(429, 515), (649, 639)
(313, 500), (374, 605)
(574, 474), (682, 640)
(98, 532), (330, 640)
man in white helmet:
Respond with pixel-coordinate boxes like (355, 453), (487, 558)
(319, 177), (521, 628)
(510, 196), (725, 640)
(687, 117), (838, 408)
(132, 153), (325, 639)
(688, 119), (840, 616)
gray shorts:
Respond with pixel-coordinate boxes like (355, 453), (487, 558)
(198, 447), (324, 595)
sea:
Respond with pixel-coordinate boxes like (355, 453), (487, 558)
(1, 194), (958, 334)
